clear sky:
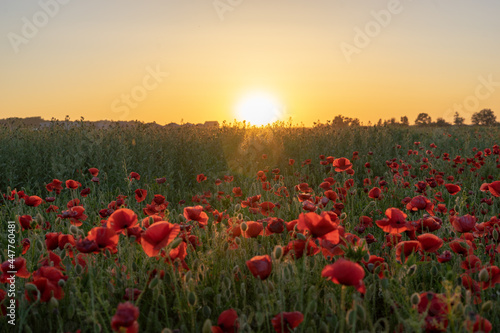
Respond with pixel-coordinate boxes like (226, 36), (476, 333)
(1, 0), (499, 126)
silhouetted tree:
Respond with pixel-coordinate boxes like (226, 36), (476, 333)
(453, 112), (465, 126)
(471, 108), (497, 126)
(435, 118), (450, 126)
(400, 116), (409, 126)
(415, 113), (432, 126)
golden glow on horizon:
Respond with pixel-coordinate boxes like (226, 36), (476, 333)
(235, 92), (284, 126)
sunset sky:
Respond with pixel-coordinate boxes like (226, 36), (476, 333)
(1, 0), (499, 126)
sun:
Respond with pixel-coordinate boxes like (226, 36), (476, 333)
(235, 92), (284, 126)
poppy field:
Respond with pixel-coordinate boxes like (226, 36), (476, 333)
(1, 122), (500, 333)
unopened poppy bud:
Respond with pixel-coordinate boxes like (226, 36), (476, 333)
(49, 297), (59, 310)
(446, 271), (454, 281)
(410, 293), (420, 305)
(493, 229), (499, 241)
(408, 265), (417, 276)
(297, 233), (307, 241)
(202, 319), (212, 333)
(369, 201), (376, 206)
(35, 213), (45, 224)
(355, 304), (366, 321)
(170, 238), (183, 249)
(36, 240), (44, 252)
(482, 300), (493, 312)
(234, 237), (241, 246)
(58, 279), (66, 288)
(273, 246), (283, 260)
(54, 217), (62, 225)
(69, 225), (79, 235)
(363, 253), (370, 262)
(149, 277), (159, 289)
(346, 309), (356, 325)
(367, 263), (374, 272)
(75, 264), (83, 275)
(105, 248), (112, 258)
(340, 213), (347, 220)
(479, 268), (489, 282)
(240, 222), (248, 232)
(187, 291), (197, 306)
(26, 283), (38, 293)
(202, 305), (211, 317)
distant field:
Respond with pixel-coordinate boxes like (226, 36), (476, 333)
(0, 123), (499, 332)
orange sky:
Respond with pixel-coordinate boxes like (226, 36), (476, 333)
(1, 1), (499, 126)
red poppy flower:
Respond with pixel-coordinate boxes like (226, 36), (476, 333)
(80, 188), (91, 197)
(196, 174), (207, 183)
(486, 181), (500, 197)
(444, 183), (461, 195)
(451, 214), (477, 233)
(65, 179), (81, 189)
(242, 221), (264, 238)
(19, 215), (34, 230)
(141, 214), (163, 229)
(271, 312), (304, 333)
(111, 302), (139, 333)
(88, 168), (99, 176)
(465, 315), (492, 333)
(0, 257), (30, 280)
(297, 212), (339, 243)
(128, 172), (140, 181)
(417, 234), (443, 253)
(25, 266), (68, 303)
(395, 241), (420, 263)
(21, 238), (30, 255)
(46, 179), (63, 194)
(246, 255), (272, 280)
(59, 206), (88, 226)
(75, 238), (99, 253)
(332, 157), (353, 172)
(259, 201), (275, 216)
(437, 250), (452, 263)
(87, 227), (119, 253)
(461, 255), (482, 272)
(156, 177), (167, 184)
(415, 292), (449, 332)
(211, 309), (239, 333)
(362, 255), (387, 278)
(411, 216), (442, 233)
(141, 221), (180, 257)
(479, 266), (500, 290)
(134, 189), (147, 203)
(375, 208), (409, 234)
(38, 251), (65, 271)
(24, 195), (43, 207)
(405, 196), (434, 215)
(107, 208), (139, 235)
(322, 258), (365, 294)
(368, 187), (382, 200)
(183, 206), (209, 227)
(283, 239), (320, 259)
(448, 239), (473, 256)
(232, 187), (243, 197)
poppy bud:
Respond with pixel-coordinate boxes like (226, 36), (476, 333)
(482, 300), (493, 312)
(170, 238), (183, 249)
(273, 246), (283, 260)
(340, 213), (347, 220)
(75, 264), (83, 275)
(36, 213), (45, 225)
(240, 222), (248, 232)
(202, 305), (211, 317)
(149, 277), (159, 289)
(410, 293), (420, 305)
(58, 279), (66, 288)
(188, 291), (197, 306)
(69, 225), (79, 235)
(479, 268), (489, 282)
(49, 297), (59, 311)
(202, 319), (212, 333)
(346, 309), (356, 326)
(363, 253), (370, 262)
(234, 237), (241, 246)
(367, 263), (374, 272)
(355, 304), (366, 321)
(493, 229), (499, 241)
(26, 283), (39, 294)
(369, 201), (377, 206)
(297, 233), (307, 241)
(36, 240), (44, 252)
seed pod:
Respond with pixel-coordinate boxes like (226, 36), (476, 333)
(202, 319), (212, 333)
(240, 222), (248, 232)
(479, 268), (489, 282)
(170, 238), (183, 249)
(273, 246), (283, 260)
(410, 293), (420, 305)
(187, 291), (197, 306)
